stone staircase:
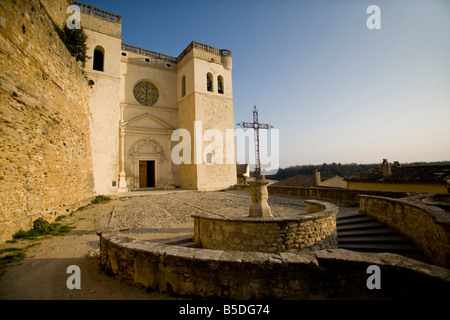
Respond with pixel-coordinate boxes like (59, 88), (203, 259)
(336, 208), (429, 262)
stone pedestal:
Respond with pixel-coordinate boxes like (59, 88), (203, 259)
(248, 179), (273, 218)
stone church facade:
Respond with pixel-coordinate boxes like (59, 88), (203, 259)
(79, 2), (237, 195)
(0, 0), (237, 241)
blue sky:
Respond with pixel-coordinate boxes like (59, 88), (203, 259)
(85, 0), (450, 168)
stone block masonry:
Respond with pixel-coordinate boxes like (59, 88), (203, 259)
(99, 232), (450, 299)
(0, 0), (95, 242)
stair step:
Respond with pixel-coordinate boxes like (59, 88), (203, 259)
(336, 211), (365, 217)
(336, 216), (378, 225)
(163, 235), (194, 245)
(336, 211), (363, 219)
(338, 234), (411, 244)
(338, 242), (420, 252)
(176, 241), (199, 248)
(337, 227), (398, 237)
(337, 221), (386, 231)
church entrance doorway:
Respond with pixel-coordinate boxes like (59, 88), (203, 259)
(139, 160), (155, 188)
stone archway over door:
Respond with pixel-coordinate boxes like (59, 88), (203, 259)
(128, 138), (165, 190)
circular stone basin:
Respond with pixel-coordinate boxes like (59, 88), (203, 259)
(192, 200), (338, 253)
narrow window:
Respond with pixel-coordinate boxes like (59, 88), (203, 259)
(207, 73), (213, 92)
(206, 152), (212, 164)
(181, 75), (186, 97)
(93, 46), (104, 71)
(218, 75), (224, 94)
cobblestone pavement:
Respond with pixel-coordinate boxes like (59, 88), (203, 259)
(113, 190), (306, 228)
(109, 190), (309, 241)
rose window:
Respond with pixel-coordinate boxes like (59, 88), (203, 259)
(133, 81), (159, 106)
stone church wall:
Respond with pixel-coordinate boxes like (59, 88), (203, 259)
(78, 4), (123, 195)
(0, 0), (95, 242)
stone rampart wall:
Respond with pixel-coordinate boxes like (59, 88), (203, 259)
(99, 232), (450, 299)
(192, 200), (338, 253)
(268, 185), (411, 205)
(0, 0), (95, 242)
(359, 195), (450, 268)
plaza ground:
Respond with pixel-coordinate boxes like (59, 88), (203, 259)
(0, 189), (331, 300)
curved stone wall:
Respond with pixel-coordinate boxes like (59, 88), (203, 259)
(99, 232), (450, 299)
(359, 195), (450, 268)
(192, 200), (338, 253)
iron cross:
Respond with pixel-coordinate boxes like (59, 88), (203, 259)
(237, 105), (273, 180)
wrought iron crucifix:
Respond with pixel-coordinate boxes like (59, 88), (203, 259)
(237, 105), (273, 180)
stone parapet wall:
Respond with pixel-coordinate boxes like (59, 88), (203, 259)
(359, 195), (450, 268)
(99, 232), (450, 299)
(268, 186), (412, 205)
(75, 1), (122, 37)
(192, 200), (338, 253)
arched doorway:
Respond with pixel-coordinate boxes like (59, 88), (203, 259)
(128, 138), (165, 189)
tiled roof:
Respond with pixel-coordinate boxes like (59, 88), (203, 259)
(345, 165), (450, 185)
(271, 174), (333, 188)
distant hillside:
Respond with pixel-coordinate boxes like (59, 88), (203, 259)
(265, 161), (450, 181)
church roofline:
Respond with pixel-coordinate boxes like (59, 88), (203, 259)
(121, 41), (231, 65)
(75, 3), (231, 63)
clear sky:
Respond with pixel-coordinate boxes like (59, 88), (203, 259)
(85, 0), (450, 168)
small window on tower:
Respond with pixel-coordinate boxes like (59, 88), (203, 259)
(207, 73), (213, 92)
(206, 152), (212, 164)
(93, 46), (104, 71)
(181, 75), (186, 97)
(218, 75), (224, 94)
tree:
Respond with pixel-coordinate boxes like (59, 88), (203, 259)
(58, 24), (89, 64)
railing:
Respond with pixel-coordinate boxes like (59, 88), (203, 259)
(121, 44), (178, 64)
(73, 1), (121, 23)
(177, 41), (231, 63)
(175, 42), (194, 63)
(121, 41), (231, 64)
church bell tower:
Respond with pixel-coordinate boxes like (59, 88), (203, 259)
(176, 42), (237, 190)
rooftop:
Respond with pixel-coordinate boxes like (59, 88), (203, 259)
(345, 164), (450, 185)
(271, 174), (334, 188)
